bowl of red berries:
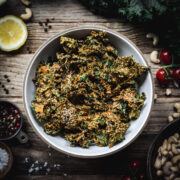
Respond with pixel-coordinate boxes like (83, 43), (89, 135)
(0, 101), (28, 143)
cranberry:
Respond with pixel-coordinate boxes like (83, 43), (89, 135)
(160, 49), (172, 65)
(139, 173), (145, 180)
(156, 68), (171, 84)
(130, 160), (141, 171)
(172, 68), (180, 81)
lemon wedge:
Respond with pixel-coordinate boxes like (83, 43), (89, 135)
(0, 0), (6, 6)
(0, 15), (28, 52)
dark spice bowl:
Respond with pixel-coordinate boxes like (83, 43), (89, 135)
(0, 101), (28, 143)
(147, 118), (180, 180)
(0, 142), (13, 179)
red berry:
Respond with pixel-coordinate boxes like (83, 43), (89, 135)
(172, 68), (180, 81)
(121, 175), (132, 180)
(16, 123), (20, 127)
(156, 68), (171, 84)
(130, 160), (141, 171)
(139, 173), (145, 180)
(160, 49), (172, 65)
(9, 132), (12, 136)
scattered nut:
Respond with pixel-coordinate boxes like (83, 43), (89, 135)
(21, 0), (31, 6)
(174, 103), (180, 113)
(146, 33), (159, 46)
(172, 113), (180, 118)
(20, 8), (32, 21)
(150, 51), (160, 64)
(166, 88), (172, 96)
(154, 93), (158, 101)
(168, 115), (174, 123)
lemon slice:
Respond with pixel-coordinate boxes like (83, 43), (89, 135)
(0, 15), (28, 52)
(0, 0), (6, 6)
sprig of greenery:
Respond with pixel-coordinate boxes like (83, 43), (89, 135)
(79, 0), (180, 58)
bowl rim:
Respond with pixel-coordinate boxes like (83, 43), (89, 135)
(147, 118), (180, 180)
(23, 26), (154, 158)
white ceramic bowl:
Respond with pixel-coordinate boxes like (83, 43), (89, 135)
(24, 27), (154, 158)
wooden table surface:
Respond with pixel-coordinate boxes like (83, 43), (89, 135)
(0, 0), (180, 179)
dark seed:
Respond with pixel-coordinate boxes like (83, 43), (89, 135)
(5, 89), (9, 94)
(29, 50), (32, 54)
(27, 47), (30, 51)
(11, 87), (14, 89)
(44, 28), (48, 32)
(7, 79), (10, 82)
(4, 75), (8, 78)
(39, 21), (43, 26)
(0, 82), (1, 85)
(2, 85), (5, 88)
(45, 18), (49, 22)
(45, 22), (48, 26)
(51, 18), (55, 20)
(49, 25), (52, 29)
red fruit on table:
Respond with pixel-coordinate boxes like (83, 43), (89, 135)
(139, 173), (145, 180)
(121, 175), (132, 180)
(130, 160), (141, 171)
(160, 49), (172, 65)
(156, 68), (171, 84)
(172, 68), (180, 81)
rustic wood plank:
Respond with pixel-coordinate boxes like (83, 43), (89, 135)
(0, 0), (179, 179)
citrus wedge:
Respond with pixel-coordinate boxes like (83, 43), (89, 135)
(0, 0), (6, 6)
(0, 15), (28, 52)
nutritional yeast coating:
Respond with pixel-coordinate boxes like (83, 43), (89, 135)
(32, 31), (149, 148)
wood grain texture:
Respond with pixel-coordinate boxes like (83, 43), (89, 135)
(0, 0), (179, 179)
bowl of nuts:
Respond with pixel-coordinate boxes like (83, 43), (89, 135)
(147, 118), (180, 180)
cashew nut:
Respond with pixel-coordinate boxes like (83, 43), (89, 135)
(20, 8), (32, 21)
(154, 156), (162, 169)
(156, 170), (163, 176)
(169, 173), (176, 180)
(150, 51), (160, 64)
(162, 139), (168, 150)
(166, 88), (172, 96)
(163, 161), (172, 175)
(172, 144), (179, 155)
(174, 133), (180, 139)
(170, 166), (179, 172)
(146, 33), (159, 46)
(168, 136), (178, 144)
(21, 0), (31, 6)
(172, 113), (180, 118)
(168, 115), (174, 123)
(174, 103), (180, 113)
(154, 93), (158, 101)
(167, 143), (172, 151)
(161, 156), (167, 166)
(172, 155), (180, 164)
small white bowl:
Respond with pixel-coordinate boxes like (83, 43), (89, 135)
(23, 27), (154, 158)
